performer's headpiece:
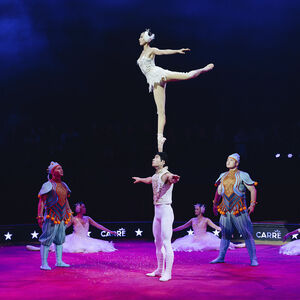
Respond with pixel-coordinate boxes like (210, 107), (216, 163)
(75, 202), (84, 213)
(228, 153), (240, 164)
(143, 29), (155, 43)
(47, 161), (61, 180)
(194, 203), (205, 214)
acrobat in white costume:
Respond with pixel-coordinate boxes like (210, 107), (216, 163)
(137, 29), (214, 152)
(132, 152), (180, 282)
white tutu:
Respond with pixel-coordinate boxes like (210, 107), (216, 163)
(57, 232), (116, 253)
(279, 240), (300, 256)
(144, 66), (171, 92)
(50, 216), (116, 253)
(172, 232), (239, 252)
(137, 56), (171, 92)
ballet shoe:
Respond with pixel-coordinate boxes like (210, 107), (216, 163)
(26, 245), (40, 251)
(146, 270), (162, 277)
(157, 134), (166, 152)
(159, 273), (171, 282)
(203, 63), (214, 72)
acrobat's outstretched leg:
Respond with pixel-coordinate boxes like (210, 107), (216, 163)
(165, 63), (214, 82)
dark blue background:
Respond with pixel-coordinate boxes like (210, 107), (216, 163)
(1, 0), (299, 224)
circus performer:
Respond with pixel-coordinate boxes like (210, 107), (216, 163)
(29, 202), (116, 253)
(37, 161), (73, 270)
(132, 152), (180, 282)
(211, 153), (259, 266)
(137, 29), (214, 152)
(279, 228), (300, 256)
(172, 204), (245, 252)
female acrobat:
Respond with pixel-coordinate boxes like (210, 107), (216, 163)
(137, 29), (214, 151)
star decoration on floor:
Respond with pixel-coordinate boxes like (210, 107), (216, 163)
(87, 231), (91, 237)
(213, 230), (220, 236)
(135, 229), (143, 236)
(187, 229), (194, 235)
(31, 231), (39, 239)
(292, 233), (299, 240)
(4, 232), (12, 240)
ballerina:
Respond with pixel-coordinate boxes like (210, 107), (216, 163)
(27, 202), (117, 253)
(172, 204), (245, 252)
(137, 29), (214, 152)
(279, 227), (300, 256)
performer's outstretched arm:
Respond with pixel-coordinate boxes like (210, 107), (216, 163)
(162, 172), (180, 184)
(173, 219), (192, 232)
(152, 47), (190, 56)
(283, 228), (300, 241)
(207, 218), (221, 231)
(132, 176), (152, 184)
(245, 184), (257, 214)
(88, 217), (116, 235)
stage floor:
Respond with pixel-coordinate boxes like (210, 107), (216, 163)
(0, 241), (299, 300)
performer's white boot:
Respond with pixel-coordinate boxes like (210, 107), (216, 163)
(55, 245), (70, 267)
(40, 245), (51, 270)
(159, 250), (173, 282)
(146, 247), (165, 277)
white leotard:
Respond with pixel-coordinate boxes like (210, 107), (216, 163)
(137, 56), (171, 93)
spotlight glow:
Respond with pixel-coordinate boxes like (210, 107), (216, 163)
(275, 153), (280, 158)
(287, 154), (293, 158)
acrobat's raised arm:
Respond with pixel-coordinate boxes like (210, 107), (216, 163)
(152, 47), (190, 56)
